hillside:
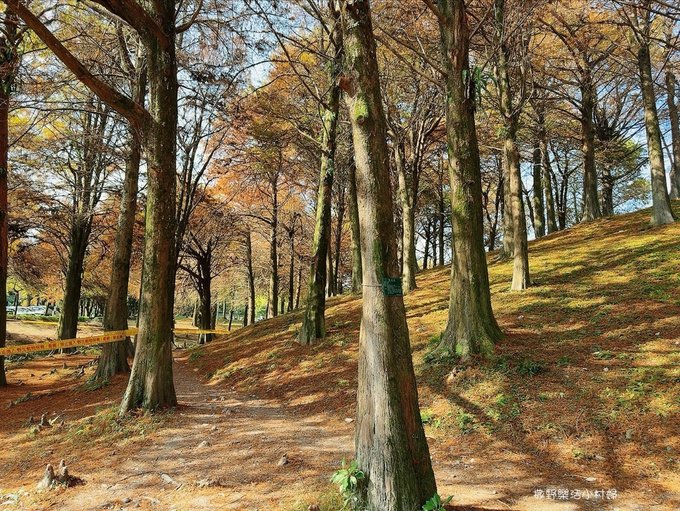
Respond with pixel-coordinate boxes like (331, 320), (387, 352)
(1, 205), (679, 510)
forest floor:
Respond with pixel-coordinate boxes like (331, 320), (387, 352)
(1, 205), (680, 510)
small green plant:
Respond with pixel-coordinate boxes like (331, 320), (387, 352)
(556, 355), (571, 367)
(455, 411), (475, 433)
(422, 493), (452, 511)
(330, 459), (365, 510)
(517, 359), (544, 377)
(593, 350), (614, 360)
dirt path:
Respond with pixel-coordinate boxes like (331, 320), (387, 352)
(10, 357), (354, 511)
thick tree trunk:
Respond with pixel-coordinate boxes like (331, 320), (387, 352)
(245, 231), (256, 325)
(58, 222), (90, 342)
(666, 70), (680, 200)
(0, 14), (17, 385)
(601, 166), (614, 217)
(532, 140), (545, 237)
(638, 43), (675, 226)
(348, 162), (362, 294)
(395, 142), (417, 293)
(198, 274), (212, 344)
(95, 71), (146, 382)
(339, 1), (437, 508)
(580, 70), (601, 222)
(298, 21), (341, 343)
(120, 8), (178, 414)
(438, 0), (502, 358)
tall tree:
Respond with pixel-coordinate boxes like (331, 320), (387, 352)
(0, 9), (21, 386)
(338, 0), (436, 508)
(612, 0), (675, 225)
(298, 0), (343, 344)
(429, 0), (503, 357)
(95, 42), (147, 382)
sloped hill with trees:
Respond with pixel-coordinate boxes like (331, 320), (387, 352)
(1, 204), (678, 510)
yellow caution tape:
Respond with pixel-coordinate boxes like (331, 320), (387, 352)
(0, 329), (138, 356)
(0, 327), (231, 356)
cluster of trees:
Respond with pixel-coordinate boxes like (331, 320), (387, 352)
(0, 0), (678, 508)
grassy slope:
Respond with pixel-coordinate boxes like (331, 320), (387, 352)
(191, 204), (680, 508)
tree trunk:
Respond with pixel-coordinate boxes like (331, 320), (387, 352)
(580, 68), (601, 222)
(192, 300), (199, 326)
(243, 304), (248, 327)
(501, 157), (514, 257)
(638, 43), (675, 226)
(666, 70), (680, 200)
(540, 127), (558, 233)
(395, 141), (417, 293)
(298, 22), (341, 343)
(58, 221), (90, 342)
(348, 162), (362, 294)
(601, 165), (614, 216)
(0, 13), (18, 385)
(198, 274), (212, 344)
(120, 7), (178, 413)
(494, 0), (529, 290)
(423, 218), (430, 270)
(438, 172), (445, 265)
(245, 230), (256, 325)
(333, 185), (345, 294)
(339, 1), (437, 508)
(438, 0), (503, 358)
(295, 260), (303, 309)
(95, 69), (146, 382)
(532, 140), (545, 237)
(268, 183), (279, 318)
(287, 228), (295, 312)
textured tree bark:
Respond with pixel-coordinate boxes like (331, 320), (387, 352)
(438, 0), (503, 358)
(532, 140), (545, 237)
(339, 0), (437, 508)
(120, 4), (179, 413)
(666, 70), (680, 200)
(198, 272), (212, 344)
(395, 141), (417, 293)
(0, 13), (18, 386)
(95, 68), (147, 382)
(580, 68), (601, 222)
(58, 221), (90, 342)
(638, 43), (675, 226)
(298, 12), (341, 343)
(601, 166), (614, 217)
(245, 231), (256, 325)
(494, 0), (529, 290)
(348, 162), (362, 294)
